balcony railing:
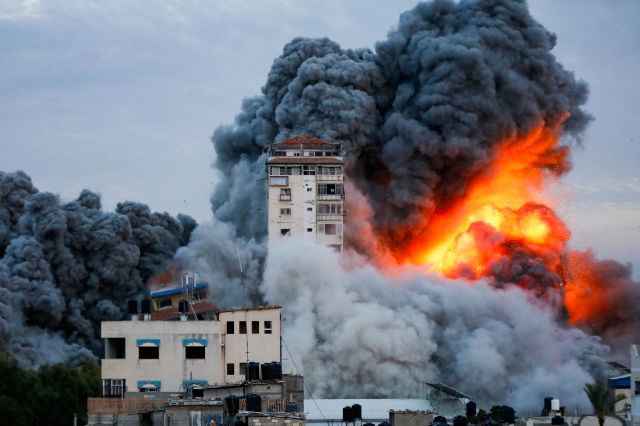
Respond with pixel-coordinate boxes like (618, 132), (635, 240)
(318, 214), (344, 221)
(317, 194), (344, 201)
(280, 195), (291, 201)
(317, 175), (342, 181)
(239, 398), (286, 413)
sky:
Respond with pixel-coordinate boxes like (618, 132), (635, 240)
(1, 0), (639, 275)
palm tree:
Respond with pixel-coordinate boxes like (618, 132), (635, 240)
(584, 381), (627, 426)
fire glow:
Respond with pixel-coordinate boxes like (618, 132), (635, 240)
(408, 124), (571, 280)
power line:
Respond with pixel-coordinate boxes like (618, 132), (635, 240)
(281, 337), (330, 426)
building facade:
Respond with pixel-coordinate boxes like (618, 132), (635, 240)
(101, 306), (281, 396)
(266, 135), (345, 253)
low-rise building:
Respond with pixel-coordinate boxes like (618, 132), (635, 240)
(101, 306), (282, 396)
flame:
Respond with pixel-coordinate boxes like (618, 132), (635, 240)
(405, 124), (571, 281)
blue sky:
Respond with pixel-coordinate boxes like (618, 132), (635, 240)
(1, 0), (639, 275)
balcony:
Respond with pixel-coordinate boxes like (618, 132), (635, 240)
(269, 176), (288, 186)
(279, 195), (291, 201)
(317, 175), (342, 181)
(318, 214), (344, 221)
(317, 194), (344, 201)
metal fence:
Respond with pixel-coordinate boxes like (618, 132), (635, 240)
(239, 398), (286, 413)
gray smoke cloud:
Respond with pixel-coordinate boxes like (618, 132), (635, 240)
(0, 170), (196, 368)
(263, 239), (606, 412)
(176, 0), (640, 411)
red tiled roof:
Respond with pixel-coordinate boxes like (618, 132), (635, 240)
(266, 157), (345, 164)
(150, 301), (217, 321)
(275, 135), (333, 149)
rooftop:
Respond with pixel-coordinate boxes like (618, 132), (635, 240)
(275, 135), (334, 149)
(304, 399), (434, 422)
(150, 301), (217, 321)
(266, 157), (345, 164)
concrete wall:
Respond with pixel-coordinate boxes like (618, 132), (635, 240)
(247, 415), (305, 426)
(616, 388), (632, 414)
(165, 406), (224, 426)
(101, 321), (223, 393)
(88, 413), (141, 426)
(283, 374), (304, 413)
(390, 411), (434, 426)
(220, 308), (281, 383)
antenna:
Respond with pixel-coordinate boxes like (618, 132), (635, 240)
(237, 246), (250, 368)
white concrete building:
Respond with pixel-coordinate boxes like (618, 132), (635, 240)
(101, 306), (281, 397)
(266, 135), (345, 254)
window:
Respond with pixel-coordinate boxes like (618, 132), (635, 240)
(307, 208), (312, 211)
(264, 321), (272, 334)
(140, 386), (159, 393)
(240, 363), (247, 376)
(318, 184), (344, 195)
(280, 229), (291, 236)
(192, 291), (207, 301)
(239, 321), (247, 334)
(185, 346), (206, 359)
(318, 224), (343, 236)
(307, 188), (312, 192)
(294, 152), (300, 156)
(156, 298), (172, 309)
(139, 347), (159, 359)
(193, 388), (204, 398)
(307, 228), (312, 232)
(636, 381), (640, 395)
(227, 321), (234, 334)
(252, 321), (259, 334)
(274, 151), (286, 156)
(317, 166), (343, 175)
(106, 338), (125, 359)
(280, 188), (291, 195)
(103, 379), (125, 398)
(303, 166), (316, 175)
(269, 176), (288, 186)
(227, 363), (235, 375)
(280, 208), (291, 215)
(314, 151), (323, 156)
(318, 204), (343, 215)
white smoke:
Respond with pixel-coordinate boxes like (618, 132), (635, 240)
(262, 239), (606, 412)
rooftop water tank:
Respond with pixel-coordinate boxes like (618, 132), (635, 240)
(128, 300), (138, 314)
(225, 395), (240, 415)
(141, 299), (151, 314)
(544, 397), (554, 411)
(247, 362), (260, 381)
(434, 416), (447, 423)
(273, 362), (283, 380)
(245, 394), (261, 412)
(551, 416), (564, 425)
(179, 300), (188, 313)
(466, 401), (476, 417)
(343, 406), (354, 423)
(261, 363), (273, 381)
(453, 415), (467, 426)
(551, 399), (560, 411)
(352, 404), (362, 420)
(286, 402), (298, 413)
(501, 406), (515, 423)
(379, 422), (392, 426)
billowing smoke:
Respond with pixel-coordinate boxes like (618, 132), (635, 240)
(0, 170), (196, 368)
(264, 240), (605, 411)
(180, 0), (640, 411)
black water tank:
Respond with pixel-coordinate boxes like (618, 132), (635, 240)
(179, 299), (188, 313)
(501, 406), (515, 423)
(544, 397), (554, 411)
(141, 299), (151, 314)
(225, 395), (240, 414)
(343, 406), (354, 422)
(247, 362), (260, 381)
(261, 363), (273, 381)
(246, 394), (261, 412)
(286, 402), (298, 413)
(363, 423), (375, 426)
(434, 416), (447, 423)
(551, 416), (564, 425)
(466, 401), (476, 418)
(478, 413), (489, 422)
(379, 422), (392, 426)
(273, 362), (283, 380)
(453, 416), (467, 426)
(128, 300), (138, 314)
(352, 404), (362, 420)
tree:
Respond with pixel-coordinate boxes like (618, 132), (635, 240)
(584, 381), (627, 426)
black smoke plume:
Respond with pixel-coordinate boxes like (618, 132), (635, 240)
(0, 170), (196, 367)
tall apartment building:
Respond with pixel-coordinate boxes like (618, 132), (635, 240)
(266, 135), (345, 253)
